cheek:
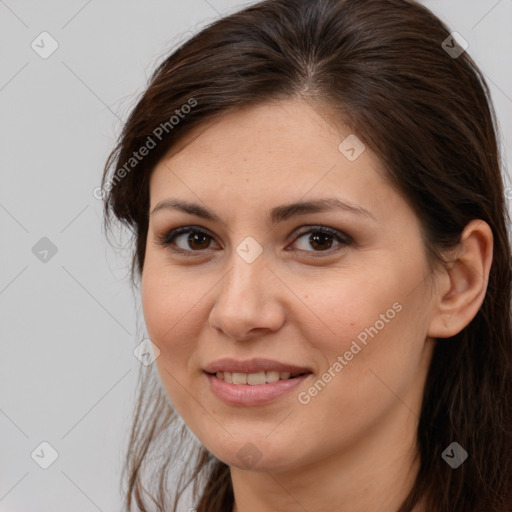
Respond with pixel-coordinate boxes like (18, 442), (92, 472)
(141, 262), (199, 363)
(298, 261), (428, 400)
(141, 267), (170, 341)
(309, 291), (408, 385)
(142, 254), (198, 335)
(141, 266), (203, 417)
(291, 265), (405, 353)
(290, 302), (424, 454)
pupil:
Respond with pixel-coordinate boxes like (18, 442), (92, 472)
(310, 232), (332, 251)
(189, 232), (209, 250)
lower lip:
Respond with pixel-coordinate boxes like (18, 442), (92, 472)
(205, 372), (312, 406)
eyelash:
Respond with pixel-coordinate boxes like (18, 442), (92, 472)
(154, 225), (353, 257)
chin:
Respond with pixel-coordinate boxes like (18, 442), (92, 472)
(205, 435), (305, 473)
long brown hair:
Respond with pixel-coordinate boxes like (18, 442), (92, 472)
(102, 1), (512, 510)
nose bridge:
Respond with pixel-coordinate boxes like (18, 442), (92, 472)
(220, 247), (269, 305)
(209, 244), (284, 338)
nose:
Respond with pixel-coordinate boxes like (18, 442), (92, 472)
(208, 253), (286, 342)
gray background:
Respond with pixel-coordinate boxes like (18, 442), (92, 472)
(1, 1), (511, 511)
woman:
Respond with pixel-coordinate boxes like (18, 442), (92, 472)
(102, 0), (512, 510)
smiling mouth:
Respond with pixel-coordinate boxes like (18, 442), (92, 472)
(206, 370), (311, 385)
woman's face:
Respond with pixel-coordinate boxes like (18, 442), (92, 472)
(142, 99), (438, 473)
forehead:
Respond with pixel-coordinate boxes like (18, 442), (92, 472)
(159, 100), (369, 165)
(149, 99), (398, 220)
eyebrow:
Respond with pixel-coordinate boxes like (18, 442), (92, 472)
(151, 197), (376, 225)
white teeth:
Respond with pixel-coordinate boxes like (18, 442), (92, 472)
(266, 371), (280, 383)
(232, 372), (248, 384)
(247, 371), (266, 385)
(214, 370), (300, 384)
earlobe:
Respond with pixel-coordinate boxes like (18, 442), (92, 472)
(427, 219), (494, 339)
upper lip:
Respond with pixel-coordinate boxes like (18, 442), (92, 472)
(203, 358), (312, 375)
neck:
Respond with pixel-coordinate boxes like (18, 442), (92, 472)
(230, 403), (422, 512)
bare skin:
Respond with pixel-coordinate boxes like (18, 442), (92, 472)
(141, 99), (493, 512)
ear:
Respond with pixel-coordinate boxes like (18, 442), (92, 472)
(427, 219), (494, 338)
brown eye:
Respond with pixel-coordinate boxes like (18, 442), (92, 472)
(156, 226), (219, 255)
(290, 226), (352, 254)
(182, 231), (211, 250)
